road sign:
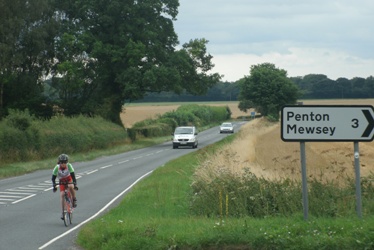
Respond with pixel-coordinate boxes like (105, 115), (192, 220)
(281, 105), (374, 142)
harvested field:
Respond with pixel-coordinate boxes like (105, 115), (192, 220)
(120, 102), (249, 128)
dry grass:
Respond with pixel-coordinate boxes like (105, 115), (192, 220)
(197, 117), (374, 184)
(121, 99), (374, 183)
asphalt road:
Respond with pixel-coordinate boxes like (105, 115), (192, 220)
(0, 122), (246, 250)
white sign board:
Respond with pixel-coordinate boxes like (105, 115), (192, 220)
(281, 105), (374, 141)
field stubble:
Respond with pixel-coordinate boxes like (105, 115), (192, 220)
(122, 100), (374, 182)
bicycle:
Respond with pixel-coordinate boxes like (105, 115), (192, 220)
(60, 181), (74, 227)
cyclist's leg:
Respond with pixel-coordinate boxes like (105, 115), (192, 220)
(68, 184), (76, 198)
(60, 190), (64, 219)
(68, 184), (77, 207)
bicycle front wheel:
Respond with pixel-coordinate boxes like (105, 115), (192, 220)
(63, 211), (70, 227)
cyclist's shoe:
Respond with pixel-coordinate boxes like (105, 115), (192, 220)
(73, 198), (77, 208)
(61, 214), (64, 220)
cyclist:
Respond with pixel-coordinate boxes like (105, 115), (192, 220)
(52, 154), (78, 220)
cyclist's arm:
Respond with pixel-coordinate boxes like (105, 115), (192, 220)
(51, 165), (58, 187)
(70, 172), (77, 184)
(67, 164), (77, 184)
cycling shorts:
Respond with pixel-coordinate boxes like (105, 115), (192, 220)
(59, 176), (73, 192)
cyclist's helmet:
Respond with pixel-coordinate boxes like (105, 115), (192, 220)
(58, 154), (69, 164)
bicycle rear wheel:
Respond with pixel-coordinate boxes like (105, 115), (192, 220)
(69, 210), (73, 224)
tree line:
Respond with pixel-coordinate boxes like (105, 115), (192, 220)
(139, 74), (374, 102)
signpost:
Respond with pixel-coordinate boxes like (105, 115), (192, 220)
(281, 105), (374, 219)
(281, 105), (374, 141)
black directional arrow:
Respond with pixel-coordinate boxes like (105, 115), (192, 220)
(362, 109), (374, 138)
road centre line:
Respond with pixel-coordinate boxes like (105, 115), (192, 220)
(100, 165), (113, 169)
(86, 169), (98, 175)
(118, 160), (129, 164)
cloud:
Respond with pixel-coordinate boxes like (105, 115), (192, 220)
(175, 0), (374, 81)
(211, 48), (374, 81)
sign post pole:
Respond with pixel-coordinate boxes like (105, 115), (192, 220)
(300, 141), (308, 220)
(353, 142), (362, 218)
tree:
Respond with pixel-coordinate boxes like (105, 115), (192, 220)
(53, 0), (221, 124)
(238, 63), (300, 120)
(0, 0), (58, 119)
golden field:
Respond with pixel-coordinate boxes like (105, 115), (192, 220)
(121, 100), (374, 182)
(120, 102), (248, 128)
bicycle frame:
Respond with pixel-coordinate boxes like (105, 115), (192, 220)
(60, 182), (74, 226)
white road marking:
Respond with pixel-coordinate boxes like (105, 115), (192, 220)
(118, 160), (129, 164)
(38, 170), (153, 249)
(0, 195), (23, 198)
(100, 165), (112, 169)
(0, 191), (32, 195)
(0, 198), (17, 201)
(6, 189), (37, 193)
(86, 170), (98, 175)
(12, 194), (36, 204)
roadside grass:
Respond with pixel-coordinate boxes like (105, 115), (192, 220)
(77, 135), (374, 250)
(0, 136), (171, 179)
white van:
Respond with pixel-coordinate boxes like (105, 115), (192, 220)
(172, 126), (198, 149)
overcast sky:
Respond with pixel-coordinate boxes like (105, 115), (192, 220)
(173, 0), (374, 82)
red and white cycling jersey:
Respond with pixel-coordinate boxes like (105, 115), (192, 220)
(52, 163), (75, 183)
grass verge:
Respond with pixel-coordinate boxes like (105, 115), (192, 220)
(76, 136), (374, 250)
(0, 136), (171, 179)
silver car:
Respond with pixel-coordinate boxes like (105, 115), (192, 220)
(220, 122), (234, 133)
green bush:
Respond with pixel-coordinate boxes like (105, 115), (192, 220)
(0, 113), (127, 165)
(162, 110), (199, 126)
(132, 118), (175, 138)
(4, 109), (35, 131)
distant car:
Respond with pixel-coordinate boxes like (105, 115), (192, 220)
(172, 126), (198, 149)
(220, 122), (234, 133)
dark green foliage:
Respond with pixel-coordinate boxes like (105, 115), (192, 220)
(1, 0), (221, 124)
(161, 110), (198, 127)
(48, 1), (221, 124)
(238, 63), (300, 120)
(139, 81), (241, 102)
(0, 0), (58, 119)
(0, 114), (127, 165)
(4, 109), (35, 131)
